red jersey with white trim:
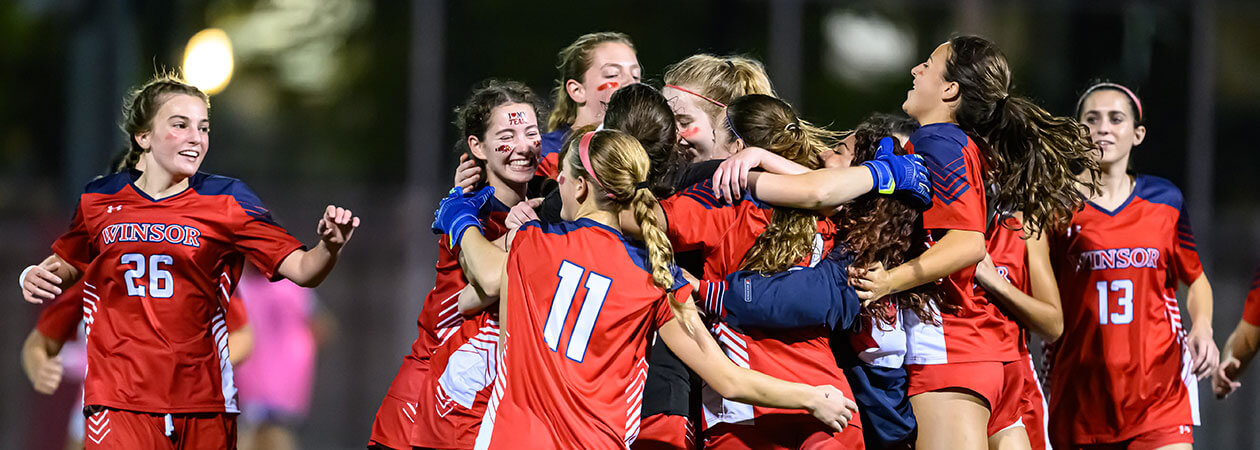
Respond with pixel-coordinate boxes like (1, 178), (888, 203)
(1047, 175), (1202, 443)
(475, 219), (688, 450)
(662, 181), (851, 429)
(37, 278), (248, 343)
(1242, 266), (1260, 326)
(985, 216), (1031, 355)
(902, 123), (1021, 365)
(51, 170), (303, 414)
(408, 198), (512, 448)
(407, 198), (511, 373)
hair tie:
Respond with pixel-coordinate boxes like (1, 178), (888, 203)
(665, 84), (726, 108)
(991, 95), (1010, 121)
(725, 110), (745, 143)
(784, 122), (800, 132)
(1076, 82), (1143, 123)
(725, 59), (735, 69)
(635, 181), (650, 191)
(578, 131), (616, 199)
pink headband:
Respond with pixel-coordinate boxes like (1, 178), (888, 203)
(577, 131), (615, 199)
(1077, 82), (1143, 123)
(665, 84), (726, 108)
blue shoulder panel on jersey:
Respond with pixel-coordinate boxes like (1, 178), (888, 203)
(539, 126), (571, 158)
(910, 124), (972, 205)
(191, 173), (281, 225)
(82, 171), (135, 195)
(1134, 174), (1184, 211)
(484, 195), (512, 214)
(675, 179), (769, 210)
(528, 218), (688, 291)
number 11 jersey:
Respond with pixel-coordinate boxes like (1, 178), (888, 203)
(475, 218), (690, 450)
(51, 171), (304, 414)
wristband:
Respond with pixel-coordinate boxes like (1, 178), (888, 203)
(19, 265), (35, 290)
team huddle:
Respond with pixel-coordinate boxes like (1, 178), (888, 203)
(17, 29), (1260, 450)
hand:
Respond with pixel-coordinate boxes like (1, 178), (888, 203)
(1187, 326), (1219, 380)
(861, 137), (931, 208)
(28, 355), (63, 395)
(1213, 356), (1242, 398)
(453, 153), (483, 194)
(432, 186), (494, 247)
(21, 262), (64, 304)
(316, 205), (361, 252)
(505, 198), (544, 229)
(806, 384), (858, 432)
(849, 262), (892, 305)
(712, 147), (768, 204)
(973, 254), (1001, 291)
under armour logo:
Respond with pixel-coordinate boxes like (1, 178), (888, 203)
(106, 205), (123, 213)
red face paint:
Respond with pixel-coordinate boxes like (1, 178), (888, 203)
(495, 144), (513, 153)
(596, 81), (620, 92)
(679, 126), (701, 140)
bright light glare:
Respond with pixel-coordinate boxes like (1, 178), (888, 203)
(183, 29), (234, 95)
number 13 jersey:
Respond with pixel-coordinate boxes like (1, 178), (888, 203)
(51, 171), (304, 414)
(1047, 174), (1203, 443)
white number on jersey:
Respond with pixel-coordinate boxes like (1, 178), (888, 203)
(1097, 279), (1134, 325)
(120, 253), (175, 299)
(542, 260), (611, 362)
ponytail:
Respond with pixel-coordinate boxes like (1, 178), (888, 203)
(944, 35), (1100, 237)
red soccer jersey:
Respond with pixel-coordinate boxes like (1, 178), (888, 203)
(1242, 266), (1260, 326)
(1047, 175), (1202, 444)
(50, 171), (303, 414)
(661, 181), (850, 430)
(985, 216), (1031, 355)
(407, 198), (511, 448)
(475, 219), (688, 449)
(902, 123), (1021, 365)
(36, 282), (87, 343)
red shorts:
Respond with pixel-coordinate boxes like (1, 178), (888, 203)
(83, 407), (237, 450)
(907, 360), (1022, 437)
(632, 413), (695, 450)
(1017, 356), (1050, 450)
(1063, 425), (1194, 450)
(408, 376), (491, 448)
(368, 360), (427, 449)
(703, 415), (865, 450)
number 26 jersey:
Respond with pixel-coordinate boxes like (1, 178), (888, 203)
(51, 171), (304, 414)
(1047, 175), (1202, 443)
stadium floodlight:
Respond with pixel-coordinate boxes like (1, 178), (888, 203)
(182, 28), (234, 96)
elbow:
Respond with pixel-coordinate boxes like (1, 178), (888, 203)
(1043, 322), (1064, 343)
(709, 375), (744, 401)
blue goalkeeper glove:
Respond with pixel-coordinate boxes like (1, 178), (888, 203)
(861, 137), (931, 208)
(432, 186), (495, 247)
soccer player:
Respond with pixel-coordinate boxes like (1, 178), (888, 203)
(696, 114), (935, 449)
(531, 32), (640, 179)
(18, 74), (359, 449)
(1213, 265), (1260, 398)
(660, 94), (869, 449)
(662, 55), (775, 163)
(435, 129), (858, 449)
(367, 80), (539, 450)
(834, 36), (1099, 450)
(974, 215), (1059, 450)
(1046, 82), (1217, 449)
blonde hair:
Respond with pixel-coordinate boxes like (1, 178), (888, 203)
(547, 32), (636, 132)
(663, 54), (775, 126)
(724, 94), (839, 273)
(560, 130), (676, 294)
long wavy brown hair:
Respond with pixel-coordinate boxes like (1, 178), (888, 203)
(834, 114), (942, 326)
(945, 35), (1101, 237)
